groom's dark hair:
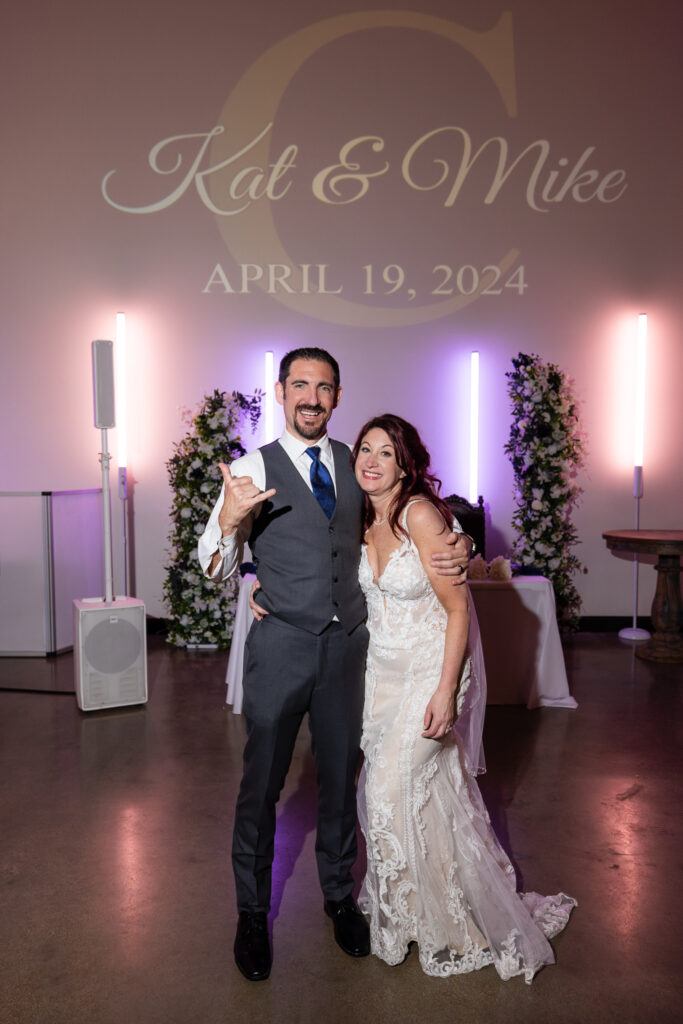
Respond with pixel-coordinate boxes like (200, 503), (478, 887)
(278, 348), (340, 390)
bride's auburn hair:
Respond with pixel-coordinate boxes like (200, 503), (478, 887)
(351, 413), (453, 538)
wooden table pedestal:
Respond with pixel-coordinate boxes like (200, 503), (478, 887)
(602, 530), (683, 663)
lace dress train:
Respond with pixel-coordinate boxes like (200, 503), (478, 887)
(357, 505), (576, 982)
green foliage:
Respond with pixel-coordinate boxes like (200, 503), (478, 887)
(504, 353), (586, 631)
(163, 389), (262, 648)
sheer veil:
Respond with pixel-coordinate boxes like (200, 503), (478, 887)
(454, 594), (487, 776)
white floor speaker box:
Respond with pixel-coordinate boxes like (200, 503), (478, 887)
(73, 598), (148, 711)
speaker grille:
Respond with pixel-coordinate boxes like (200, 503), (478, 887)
(84, 616), (143, 674)
(85, 668), (146, 706)
(74, 598), (147, 711)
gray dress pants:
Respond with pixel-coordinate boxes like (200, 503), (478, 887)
(232, 613), (369, 913)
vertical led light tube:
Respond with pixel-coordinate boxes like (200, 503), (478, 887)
(633, 313), (647, 474)
(469, 350), (479, 504)
(619, 313), (649, 641)
(264, 350), (274, 443)
(115, 313), (127, 471)
(115, 312), (129, 595)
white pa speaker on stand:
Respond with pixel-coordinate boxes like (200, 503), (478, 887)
(74, 340), (148, 711)
(74, 597), (147, 710)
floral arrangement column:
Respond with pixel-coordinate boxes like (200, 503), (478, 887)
(504, 353), (586, 630)
(164, 389), (261, 648)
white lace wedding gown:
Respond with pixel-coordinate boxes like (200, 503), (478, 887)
(357, 502), (576, 982)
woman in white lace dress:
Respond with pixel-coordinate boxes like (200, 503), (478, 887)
(351, 414), (576, 983)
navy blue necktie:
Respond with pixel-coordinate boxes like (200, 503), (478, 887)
(305, 446), (336, 519)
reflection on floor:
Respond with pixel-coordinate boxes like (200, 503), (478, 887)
(1, 633), (681, 1024)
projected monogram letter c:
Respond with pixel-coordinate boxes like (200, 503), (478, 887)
(210, 11), (519, 327)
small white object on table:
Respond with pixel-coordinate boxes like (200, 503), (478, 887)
(468, 576), (577, 709)
(226, 573), (576, 713)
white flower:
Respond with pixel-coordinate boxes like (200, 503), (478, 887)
(468, 554), (488, 580)
(488, 556), (512, 581)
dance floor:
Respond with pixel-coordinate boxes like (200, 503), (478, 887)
(1, 632), (681, 1024)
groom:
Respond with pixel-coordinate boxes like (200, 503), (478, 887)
(198, 347), (470, 981)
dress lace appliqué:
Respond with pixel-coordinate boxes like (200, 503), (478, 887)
(357, 502), (576, 982)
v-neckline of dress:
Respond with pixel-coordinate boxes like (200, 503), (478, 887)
(364, 539), (405, 589)
(364, 498), (429, 586)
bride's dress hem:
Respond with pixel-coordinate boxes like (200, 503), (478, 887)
(359, 889), (577, 984)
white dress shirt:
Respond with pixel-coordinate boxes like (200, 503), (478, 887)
(198, 431), (341, 582)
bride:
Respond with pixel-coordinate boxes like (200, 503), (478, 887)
(351, 413), (576, 982)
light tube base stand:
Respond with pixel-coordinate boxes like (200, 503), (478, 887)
(618, 466), (650, 641)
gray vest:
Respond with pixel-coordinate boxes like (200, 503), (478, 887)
(249, 440), (366, 635)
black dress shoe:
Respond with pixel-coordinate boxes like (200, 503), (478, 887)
(324, 895), (370, 957)
(234, 911), (271, 981)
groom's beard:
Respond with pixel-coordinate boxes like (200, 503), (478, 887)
(293, 404), (330, 440)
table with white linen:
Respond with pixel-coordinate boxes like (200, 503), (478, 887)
(225, 573), (577, 713)
(467, 576), (577, 708)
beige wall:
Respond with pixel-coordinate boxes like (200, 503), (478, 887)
(2, 0), (681, 617)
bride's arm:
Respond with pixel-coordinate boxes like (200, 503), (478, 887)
(406, 501), (470, 739)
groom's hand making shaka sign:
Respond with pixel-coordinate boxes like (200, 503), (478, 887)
(216, 462), (276, 536)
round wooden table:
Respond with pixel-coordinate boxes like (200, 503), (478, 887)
(602, 530), (683, 662)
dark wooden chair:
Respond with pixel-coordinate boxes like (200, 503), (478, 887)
(444, 493), (486, 558)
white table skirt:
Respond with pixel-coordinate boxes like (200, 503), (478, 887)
(467, 576), (577, 709)
(225, 573), (577, 714)
(225, 573), (256, 715)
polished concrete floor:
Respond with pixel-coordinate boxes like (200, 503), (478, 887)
(1, 634), (681, 1024)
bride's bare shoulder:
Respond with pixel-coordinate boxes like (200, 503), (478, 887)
(405, 497), (449, 537)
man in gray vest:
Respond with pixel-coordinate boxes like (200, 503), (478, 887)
(198, 348), (470, 981)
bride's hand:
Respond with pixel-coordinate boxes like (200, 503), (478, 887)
(422, 687), (457, 739)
